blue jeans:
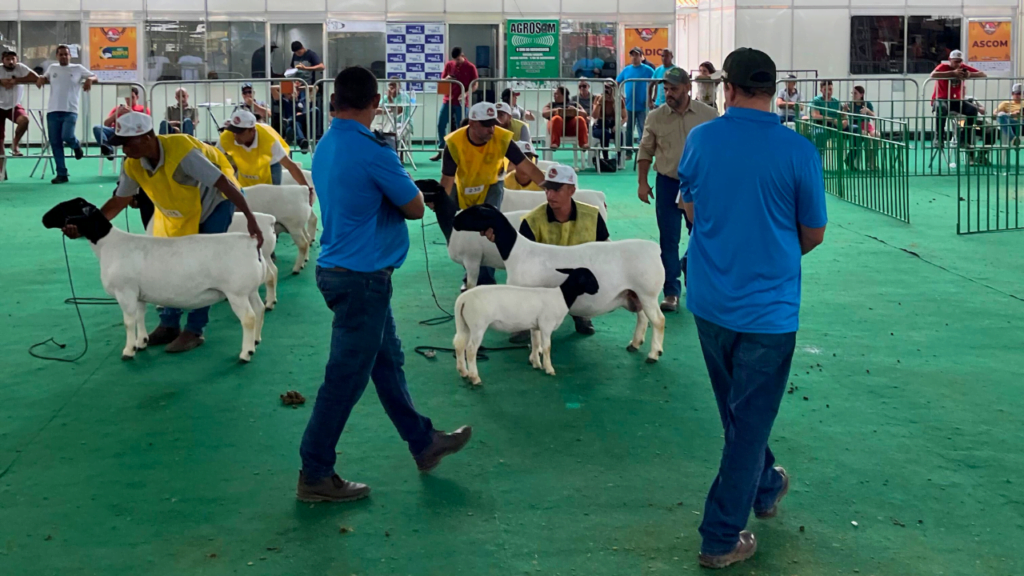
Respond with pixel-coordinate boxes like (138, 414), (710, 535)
(592, 121), (618, 159)
(779, 113), (796, 124)
(998, 114), (1021, 140)
(625, 108), (647, 150)
(694, 316), (796, 555)
(284, 115), (307, 145)
(46, 112), (80, 177)
(93, 125), (114, 148)
(158, 201), (236, 334)
(159, 118), (195, 135)
(270, 162), (282, 185)
(437, 102), (464, 148)
(299, 267), (435, 483)
(655, 174), (693, 298)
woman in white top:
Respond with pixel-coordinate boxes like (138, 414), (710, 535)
(694, 61), (720, 109)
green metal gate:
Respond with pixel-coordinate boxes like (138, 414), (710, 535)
(956, 145), (1024, 234)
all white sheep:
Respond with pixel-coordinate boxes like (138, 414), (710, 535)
(227, 212), (279, 310)
(453, 204), (667, 362)
(279, 168), (318, 240)
(43, 198), (268, 363)
(501, 189), (609, 220)
(453, 268), (599, 385)
(447, 210), (528, 289)
(243, 184), (317, 274)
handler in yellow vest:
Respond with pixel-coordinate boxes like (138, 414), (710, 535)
(514, 164), (609, 339)
(93, 112), (264, 354)
(436, 101), (545, 287)
(218, 110), (314, 204)
(504, 141), (544, 191)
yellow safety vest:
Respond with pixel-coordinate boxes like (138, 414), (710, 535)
(507, 118), (528, 141)
(504, 170), (543, 191)
(523, 201), (600, 246)
(445, 126), (514, 209)
(124, 134), (237, 238)
(218, 124), (289, 186)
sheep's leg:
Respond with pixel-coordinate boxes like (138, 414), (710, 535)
(305, 211), (318, 246)
(248, 291), (265, 347)
(291, 232), (310, 274)
(466, 332), (484, 386)
(627, 312), (649, 352)
(541, 330), (555, 376)
(453, 328), (469, 378)
(227, 294), (258, 362)
(134, 302), (148, 351)
(639, 295), (666, 363)
(463, 258), (481, 290)
(118, 299), (139, 361)
(529, 329), (542, 369)
(264, 258), (279, 311)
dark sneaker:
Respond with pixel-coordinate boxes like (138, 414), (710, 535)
(100, 144), (115, 160)
(754, 466), (790, 519)
(573, 316), (595, 336)
(296, 472), (370, 503)
(698, 531), (757, 569)
(51, 175), (69, 184)
(147, 326), (181, 346)
(660, 296), (679, 312)
(415, 426), (472, 472)
(165, 330), (205, 353)
(509, 330), (531, 344)
(429, 152), (442, 162)
(299, 140), (310, 154)
(74, 147), (84, 161)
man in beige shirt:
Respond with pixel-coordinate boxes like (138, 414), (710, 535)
(638, 67), (719, 311)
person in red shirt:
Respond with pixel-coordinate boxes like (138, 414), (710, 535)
(431, 47), (478, 161)
(930, 49), (986, 147)
(95, 86), (151, 158)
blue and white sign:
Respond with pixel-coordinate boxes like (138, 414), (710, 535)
(386, 22), (445, 93)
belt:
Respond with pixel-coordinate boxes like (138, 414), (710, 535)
(324, 266), (394, 277)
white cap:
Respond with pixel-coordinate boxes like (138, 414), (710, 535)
(1012, 83), (1022, 94)
(495, 102), (513, 116)
(112, 112), (153, 141)
(227, 109), (257, 132)
(949, 49), (964, 60)
(542, 164), (578, 187)
(516, 140), (536, 157)
(467, 102), (499, 125)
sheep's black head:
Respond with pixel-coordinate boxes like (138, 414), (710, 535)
(415, 179), (446, 204)
(42, 198), (111, 243)
(452, 203), (505, 233)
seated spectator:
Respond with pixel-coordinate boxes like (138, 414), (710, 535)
(501, 88), (535, 121)
(160, 88), (198, 136)
(274, 83), (310, 152)
(591, 82), (626, 160)
(94, 86), (149, 158)
(996, 83), (1023, 142)
(775, 75), (801, 124)
(844, 85), (875, 136)
(376, 81), (412, 127)
(543, 86), (588, 150)
(930, 50), (985, 147)
(237, 82), (270, 123)
(571, 80), (594, 116)
(809, 80), (848, 131)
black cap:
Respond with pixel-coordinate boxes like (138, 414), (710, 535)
(721, 47), (776, 89)
(629, 46), (643, 56)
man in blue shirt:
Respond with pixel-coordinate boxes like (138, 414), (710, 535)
(677, 48), (827, 569)
(616, 47), (655, 158)
(297, 66), (472, 503)
(648, 48), (675, 108)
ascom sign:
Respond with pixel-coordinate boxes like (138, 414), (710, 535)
(967, 20), (1012, 73)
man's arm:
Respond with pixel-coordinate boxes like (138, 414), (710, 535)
(279, 155), (315, 205)
(930, 68), (959, 79)
(506, 143), (545, 186)
(214, 176), (264, 247)
(799, 224), (826, 255)
(541, 103), (553, 120)
(102, 170), (141, 221)
(440, 147), (458, 200)
(178, 148), (263, 247)
(636, 118), (657, 204)
(681, 200), (694, 223)
(968, 69), (987, 79)
(15, 66), (39, 85)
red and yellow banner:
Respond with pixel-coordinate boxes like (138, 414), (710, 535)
(967, 20), (1011, 72)
(89, 27), (137, 71)
(623, 28), (669, 65)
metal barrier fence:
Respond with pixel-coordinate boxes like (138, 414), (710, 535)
(956, 144), (1024, 234)
(796, 104), (910, 223)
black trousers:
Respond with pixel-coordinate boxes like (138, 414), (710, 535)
(935, 100), (979, 146)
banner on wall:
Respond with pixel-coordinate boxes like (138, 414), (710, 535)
(386, 23), (445, 93)
(89, 26), (138, 82)
(506, 20), (560, 78)
(623, 27), (670, 65)
(967, 20), (1012, 73)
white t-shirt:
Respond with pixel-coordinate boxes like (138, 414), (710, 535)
(45, 63), (93, 114)
(0, 63), (31, 110)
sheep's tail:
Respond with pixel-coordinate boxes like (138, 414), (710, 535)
(453, 298), (470, 356)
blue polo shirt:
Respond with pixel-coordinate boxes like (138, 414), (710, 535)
(616, 63), (655, 111)
(652, 65), (674, 106)
(678, 106), (828, 333)
(313, 118), (419, 272)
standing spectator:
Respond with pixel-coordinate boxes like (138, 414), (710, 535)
(694, 61), (720, 108)
(615, 47), (654, 159)
(543, 86), (588, 151)
(251, 43), (277, 78)
(996, 83), (1023, 143)
(775, 74), (801, 124)
(637, 68), (718, 312)
(36, 45), (96, 184)
(649, 49), (676, 109)
(161, 88), (198, 136)
(298, 67), (472, 503)
(677, 48), (826, 569)
(591, 81), (626, 162)
(290, 41), (324, 86)
(0, 50), (38, 164)
(432, 47), (478, 161)
(571, 48), (604, 79)
(94, 87), (150, 159)
(571, 80), (594, 116)
(501, 88), (535, 121)
(930, 49), (985, 147)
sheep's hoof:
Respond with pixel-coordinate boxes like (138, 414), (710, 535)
(255, 339), (261, 346)
(645, 356), (659, 364)
(265, 303), (276, 311)
(626, 344), (639, 353)
(121, 354), (135, 361)
(545, 369), (556, 376)
(469, 377), (482, 386)
(291, 270), (301, 275)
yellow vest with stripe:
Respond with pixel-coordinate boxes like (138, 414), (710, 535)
(524, 201), (601, 246)
(504, 170), (543, 191)
(218, 124), (289, 186)
(124, 134), (237, 238)
(445, 126), (514, 209)
(507, 118), (528, 141)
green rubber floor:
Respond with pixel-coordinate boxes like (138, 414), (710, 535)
(1, 152), (1022, 576)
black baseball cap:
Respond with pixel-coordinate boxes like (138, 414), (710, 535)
(721, 47), (776, 89)
(629, 46), (643, 56)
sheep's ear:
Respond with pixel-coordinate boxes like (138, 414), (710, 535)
(555, 268), (574, 276)
(453, 204), (500, 232)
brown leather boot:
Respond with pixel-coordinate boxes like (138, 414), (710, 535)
(147, 326), (180, 346)
(165, 330), (204, 353)
(296, 472), (370, 503)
